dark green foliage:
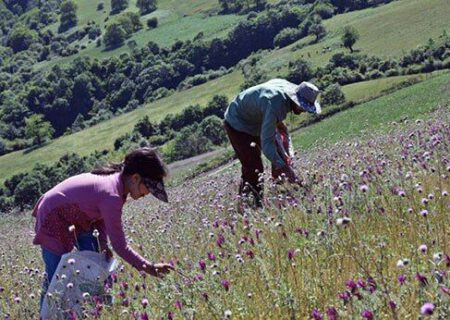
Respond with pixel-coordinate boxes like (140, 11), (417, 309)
(147, 17), (158, 29)
(111, 0), (129, 14)
(104, 23), (127, 48)
(273, 27), (302, 48)
(59, 0), (78, 33)
(13, 172), (43, 209)
(97, 3), (104, 11)
(342, 25), (359, 53)
(197, 115), (227, 145)
(313, 3), (335, 19)
(321, 83), (346, 106)
(7, 24), (37, 52)
(218, 0), (267, 14)
(134, 115), (159, 137)
(24, 114), (55, 146)
(287, 58), (314, 84)
(309, 23), (326, 42)
(137, 0), (157, 15)
(168, 124), (213, 162)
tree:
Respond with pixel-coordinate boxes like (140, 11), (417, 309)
(7, 24), (37, 53)
(342, 26), (359, 53)
(104, 22), (126, 48)
(25, 114), (55, 146)
(111, 0), (129, 14)
(321, 83), (346, 106)
(147, 17), (158, 29)
(59, 0), (78, 33)
(287, 59), (314, 84)
(134, 115), (158, 137)
(309, 23), (327, 43)
(14, 174), (43, 210)
(198, 116), (227, 145)
(137, 0), (157, 15)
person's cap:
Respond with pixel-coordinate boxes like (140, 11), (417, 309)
(142, 177), (168, 203)
(286, 81), (322, 114)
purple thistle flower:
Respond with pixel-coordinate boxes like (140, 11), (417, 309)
(389, 300), (397, 311)
(337, 291), (351, 304)
(246, 249), (255, 259)
(216, 234), (225, 248)
(221, 279), (230, 291)
(167, 312), (174, 320)
(198, 260), (206, 271)
(418, 244), (428, 253)
(141, 298), (149, 309)
(201, 292), (209, 301)
(361, 310), (374, 319)
(207, 252), (216, 261)
(420, 303), (435, 316)
(326, 307), (338, 320)
(175, 300), (182, 309)
(288, 249), (295, 260)
(398, 274), (406, 285)
(140, 312), (149, 320)
(416, 272), (429, 286)
(311, 309), (323, 320)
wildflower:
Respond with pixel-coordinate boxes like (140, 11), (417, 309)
(201, 292), (208, 301)
(140, 312), (149, 320)
(420, 303), (434, 316)
(246, 249), (254, 259)
(92, 229), (100, 238)
(433, 252), (443, 263)
(82, 292), (90, 299)
(207, 252), (216, 261)
(66, 282), (74, 289)
(389, 300), (397, 311)
(14, 296), (21, 304)
(420, 209), (429, 217)
(198, 260), (206, 271)
(224, 310), (232, 318)
(250, 142), (256, 148)
(326, 307), (338, 320)
(175, 300), (182, 309)
(247, 292), (253, 298)
(311, 309), (323, 320)
(421, 198), (429, 205)
(141, 298), (148, 308)
(416, 272), (429, 286)
(396, 259), (409, 268)
(418, 244), (428, 253)
(361, 310), (374, 319)
(287, 249), (295, 260)
(336, 217), (351, 227)
(221, 279), (230, 291)
(359, 185), (369, 193)
(428, 193), (434, 200)
(216, 234), (225, 248)
(68, 225), (76, 232)
(68, 258), (75, 265)
(398, 274), (406, 285)
(398, 190), (406, 197)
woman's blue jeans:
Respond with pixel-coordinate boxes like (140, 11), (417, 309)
(40, 232), (99, 309)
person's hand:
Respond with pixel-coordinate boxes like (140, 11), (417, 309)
(144, 263), (174, 278)
(279, 165), (300, 185)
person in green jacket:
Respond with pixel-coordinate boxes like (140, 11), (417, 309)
(224, 79), (321, 207)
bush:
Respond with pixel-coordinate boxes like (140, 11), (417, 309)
(147, 17), (158, 29)
(273, 27), (301, 48)
(313, 3), (334, 19)
(97, 3), (104, 11)
(321, 83), (346, 106)
(287, 59), (314, 84)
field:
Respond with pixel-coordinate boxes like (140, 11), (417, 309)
(0, 94), (449, 319)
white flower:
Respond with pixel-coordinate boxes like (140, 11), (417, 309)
(67, 258), (75, 265)
(224, 309), (232, 318)
(66, 283), (73, 289)
(82, 292), (90, 299)
(433, 252), (443, 263)
(418, 244), (428, 253)
(396, 259), (409, 268)
(68, 225), (76, 232)
(92, 229), (100, 238)
(250, 142), (256, 148)
(336, 217), (351, 227)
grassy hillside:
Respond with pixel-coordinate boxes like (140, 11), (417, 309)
(1, 0), (449, 181)
(36, 0), (244, 70)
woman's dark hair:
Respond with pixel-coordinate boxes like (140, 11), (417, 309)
(91, 147), (168, 179)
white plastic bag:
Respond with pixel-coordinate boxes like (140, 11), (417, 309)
(41, 251), (117, 320)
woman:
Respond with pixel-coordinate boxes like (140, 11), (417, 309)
(32, 147), (174, 307)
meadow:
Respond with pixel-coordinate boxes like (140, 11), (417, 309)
(0, 101), (448, 319)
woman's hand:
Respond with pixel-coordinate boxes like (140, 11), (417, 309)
(102, 246), (114, 262)
(144, 263), (174, 278)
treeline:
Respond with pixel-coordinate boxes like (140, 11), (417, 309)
(0, 94), (229, 213)
(0, 2), (318, 155)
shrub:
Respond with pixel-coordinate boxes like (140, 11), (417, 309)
(321, 83), (346, 106)
(273, 27), (301, 48)
(147, 17), (158, 29)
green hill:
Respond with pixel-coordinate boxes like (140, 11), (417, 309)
(0, 0), (449, 182)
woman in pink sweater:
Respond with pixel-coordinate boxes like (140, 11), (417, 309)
(32, 147), (173, 307)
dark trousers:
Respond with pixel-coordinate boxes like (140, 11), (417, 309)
(224, 121), (264, 206)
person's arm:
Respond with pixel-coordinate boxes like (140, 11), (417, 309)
(98, 197), (173, 276)
(260, 101), (286, 169)
(276, 122), (294, 159)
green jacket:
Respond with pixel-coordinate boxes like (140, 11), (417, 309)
(224, 79), (295, 168)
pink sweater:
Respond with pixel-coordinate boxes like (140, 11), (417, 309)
(32, 172), (150, 271)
